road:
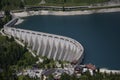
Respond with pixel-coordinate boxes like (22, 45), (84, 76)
(42, 69), (56, 76)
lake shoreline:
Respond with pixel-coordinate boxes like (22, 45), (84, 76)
(13, 8), (120, 25)
(13, 8), (120, 18)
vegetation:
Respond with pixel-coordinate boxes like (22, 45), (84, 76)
(0, 35), (38, 80)
(59, 72), (120, 80)
(45, 0), (110, 6)
(0, 0), (2, 10)
(37, 56), (57, 69)
(17, 52), (38, 68)
(0, 0), (111, 10)
(18, 75), (39, 80)
(24, 0), (41, 5)
(0, 19), (4, 29)
(23, 0), (110, 6)
(1, 0), (120, 12)
(0, 0), (24, 10)
(0, 10), (12, 29)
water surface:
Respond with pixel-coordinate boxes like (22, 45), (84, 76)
(17, 12), (120, 70)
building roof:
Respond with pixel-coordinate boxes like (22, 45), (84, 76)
(85, 63), (96, 70)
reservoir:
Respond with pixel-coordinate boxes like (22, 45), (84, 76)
(16, 12), (120, 70)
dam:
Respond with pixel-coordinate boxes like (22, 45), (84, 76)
(4, 17), (84, 62)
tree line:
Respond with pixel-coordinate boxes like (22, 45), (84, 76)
(45, 0), (110, 5)
(0, 0), (24, 10)
(0, 0), (111, 10)
(46, 0), (110, 3)
(0, 35), (38, 80)
(0, 10), (12, 29)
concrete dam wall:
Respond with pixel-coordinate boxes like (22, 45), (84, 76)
(4, 18), (84, 62)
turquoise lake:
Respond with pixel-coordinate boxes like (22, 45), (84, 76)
(17, 12), (120, 70)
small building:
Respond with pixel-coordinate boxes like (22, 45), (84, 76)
(85, 63), (96, 71)
(84, 63), (96, 76)
(74, 64), (96, 76)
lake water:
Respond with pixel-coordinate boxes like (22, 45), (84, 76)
(16, 12), (120, 70)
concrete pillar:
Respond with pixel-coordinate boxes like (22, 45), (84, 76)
(28, 34), (34, 48)
(16, 30), (20, 40)
(11, 30), (15, 37)
(50, 39), (56, 59)
(63, 42), (69, 61)
(53, 39), (60, 60)
(61, 41), (66, 61)
(36, 36), (42, 55)
(58, 40), (65, 60)
(55, 41), (61, 60)
(39, 38), (44, 56)
(42, 36), (48, 56)
(23, 32), (28, 44)
(73, 47), (77, 61)
(21, 30), (24, 41)
(19, 30), (23, 41)
(27, 33), (31, 47)
(32, 35), (37, 50)
(65, 44), (71, 61)
(34, 36), (39, 51)
(44, 39), (51, 57)
(20, 31), (25, 42)
(47, 37), (54, 58)
(76, 49), (82, 61)
(69, 45), (74, 62)
(14, 29), (17, 38)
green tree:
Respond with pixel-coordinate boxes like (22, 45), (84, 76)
(60, 73), (71, 80)
(19, 1), (24, 9)
(0, 19), (3, 28)
(0, 0), (2, 10)
(3, 10), (12, 24)
(48, 74), (54, 80)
